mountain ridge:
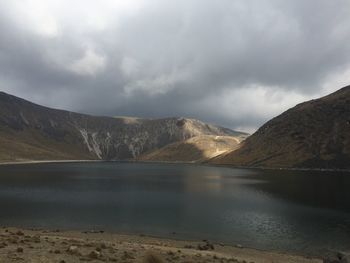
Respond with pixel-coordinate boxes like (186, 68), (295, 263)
(211, 85), (350, 169)
(0, 91), (246, 162)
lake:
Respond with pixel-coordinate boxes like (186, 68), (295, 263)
(0, 162), (349, 256)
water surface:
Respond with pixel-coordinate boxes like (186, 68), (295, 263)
(0, 162), (349, 255)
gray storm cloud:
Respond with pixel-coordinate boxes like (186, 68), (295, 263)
(0, 0), (350, 132)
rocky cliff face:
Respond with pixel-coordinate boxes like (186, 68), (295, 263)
(0, 92), (244, 162)
(211, 85), (350, 169)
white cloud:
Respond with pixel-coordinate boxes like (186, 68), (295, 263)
(68, 49), (106, 76)
(1, 0), (350, 131)
(120, 57), (140, 77)
(321, 66), (350, 95)
(10, 0), (59, 37)
(123, 68), (190, 96)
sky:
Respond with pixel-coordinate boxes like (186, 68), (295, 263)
(0, 0), (350, 133)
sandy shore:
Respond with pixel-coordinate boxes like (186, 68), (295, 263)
(0, 160), (102, 166)
(0, 227), (322, 263)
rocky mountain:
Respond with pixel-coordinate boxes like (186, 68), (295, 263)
(211, 85), (350, 169)
(0, 91), (245, 162)
(137, 134), (247, 163)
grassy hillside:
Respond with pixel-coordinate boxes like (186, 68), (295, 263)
(211, 85), (350, 169)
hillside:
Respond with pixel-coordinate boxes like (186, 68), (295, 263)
(211, 85), (350, 169)
(137, 135), (247, 163)
(0, 92), (245, 162)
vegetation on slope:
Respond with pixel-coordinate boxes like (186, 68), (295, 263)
(211, 85), (350, 169)
(0, 92), (245, 162)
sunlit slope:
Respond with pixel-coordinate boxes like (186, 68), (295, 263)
(137, 135), (247, 162)
(0, 91), (245, 162)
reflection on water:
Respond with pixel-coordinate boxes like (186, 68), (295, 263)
(0, 162), (349, 256)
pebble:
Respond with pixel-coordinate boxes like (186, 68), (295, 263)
(67, 245), (79, 255)
(184, 244), (194, 249)
(89, 250), (101, 259)
(16, 231), (24, 236)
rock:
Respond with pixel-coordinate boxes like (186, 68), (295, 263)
(33, 235), (41, 243)
(339, 252), (350, 263)
(236, 244), (243, 249)
(67, 245), (79, 255)
(197, 244), (206, 250)
(16, 231), (24, 236)
(184, 244), (194, 249)
(122, 251), (135, 260)
(89, 250), (101, 259)
(16, 247), (23, 253)
(323, 252), (350, 263)
(197, 241), (215, 251)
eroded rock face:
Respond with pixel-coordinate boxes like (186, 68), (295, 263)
(0, 92), (246, 161)
(212, 85), (350, 169)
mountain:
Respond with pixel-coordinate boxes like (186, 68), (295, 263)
(211, 85), (350, 169)
(0, 91), (245, 162)
(137, 134), (247, 163)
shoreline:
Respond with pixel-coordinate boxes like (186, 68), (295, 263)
(0, 227), (322, 263)
(1, 159), (350, 173)
(0, 159), (103, 166)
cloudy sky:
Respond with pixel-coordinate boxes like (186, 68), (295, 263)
(0, 0), (350, 132)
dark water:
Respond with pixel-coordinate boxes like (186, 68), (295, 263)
(0, 162), (349, 255)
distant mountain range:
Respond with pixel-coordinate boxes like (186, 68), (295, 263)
(211, 85), (350, 169)
(0, 91), (247, 163)
(2, 86), (350, 169)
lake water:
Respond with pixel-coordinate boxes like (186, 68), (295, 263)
(0, 162), (349, 256)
